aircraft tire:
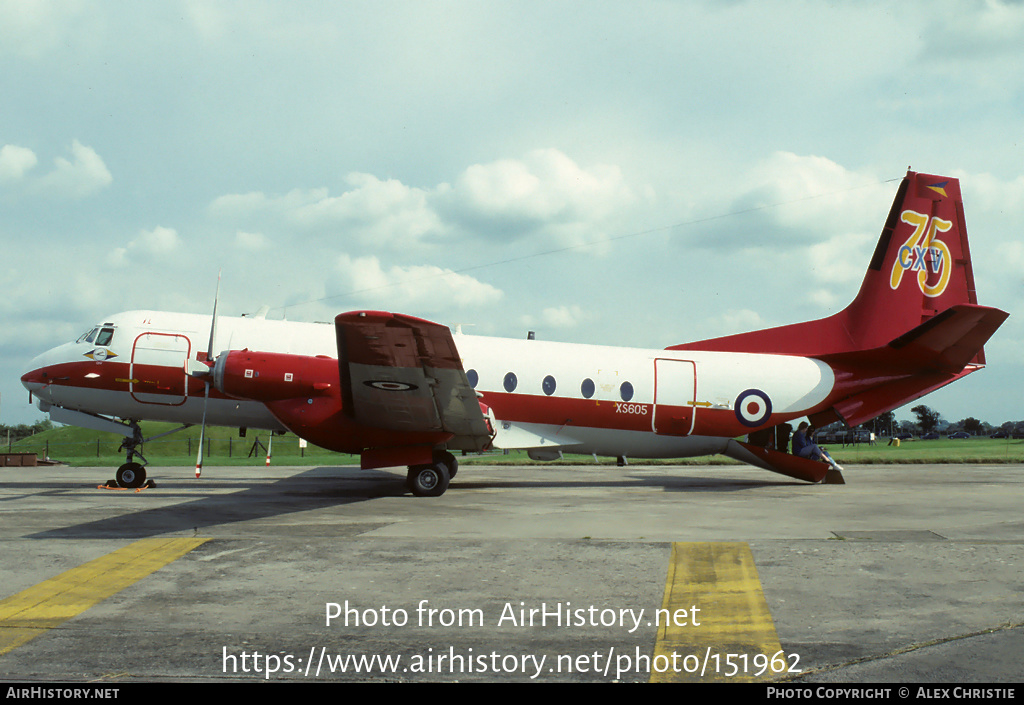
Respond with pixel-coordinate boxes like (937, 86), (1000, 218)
(433, 451), (458, 479)
(116, 462), (147, 489)
(408, 462), (450, 497)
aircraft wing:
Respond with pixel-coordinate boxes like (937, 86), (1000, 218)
(335, 311), (492, 450)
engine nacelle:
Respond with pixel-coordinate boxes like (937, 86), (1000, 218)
(212, 350), (335, 402)
(209, 349), (450, 456)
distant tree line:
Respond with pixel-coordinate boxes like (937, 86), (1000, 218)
(814, 405), (1022, 440)
(1, 420), (54, 444)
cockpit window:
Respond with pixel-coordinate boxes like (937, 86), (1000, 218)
(95, 328), (115, 346)
(77, 327), (100, 344)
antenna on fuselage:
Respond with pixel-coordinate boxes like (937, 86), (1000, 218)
(242, 305), (270, 319)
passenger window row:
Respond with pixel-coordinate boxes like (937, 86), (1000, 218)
(466, 369), (634, 402)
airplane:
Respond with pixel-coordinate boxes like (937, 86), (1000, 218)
(20, 169), (1008, 495)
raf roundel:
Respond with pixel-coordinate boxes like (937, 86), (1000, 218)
(734, 388), (772, 427)
(364, 380), (418, 392)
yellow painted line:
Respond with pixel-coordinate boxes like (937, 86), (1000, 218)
(651, 542), (783, 682)
(0, 537), (208, 656)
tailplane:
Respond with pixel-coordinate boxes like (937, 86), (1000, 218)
(670, 170), (991, 359)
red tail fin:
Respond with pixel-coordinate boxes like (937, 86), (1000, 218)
(670, 170), (986, 358)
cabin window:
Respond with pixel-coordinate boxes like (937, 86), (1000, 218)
(503, 372), (517, 393)
(542, 375), (556, 396)
(581, 378), (595, 399)
(95, 328), (115, 347)
(466, 369), (479, 388)
(620, 381), (634, 402)
(77, 328), (99, 344)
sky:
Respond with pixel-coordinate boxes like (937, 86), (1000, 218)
(2, 0), (1022, 429)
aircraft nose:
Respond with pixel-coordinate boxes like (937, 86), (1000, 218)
(21, 366), (48, 391)
(21, 345), (70, 396)
(22, 356), (52, 393)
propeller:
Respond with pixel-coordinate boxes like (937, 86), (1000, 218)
(188, 272), (221, 478)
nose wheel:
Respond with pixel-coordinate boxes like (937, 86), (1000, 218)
(115, 462), (147, 489)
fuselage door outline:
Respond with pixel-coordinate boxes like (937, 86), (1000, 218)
(130, 331), (193, 406)
(653, 358), (697, 436)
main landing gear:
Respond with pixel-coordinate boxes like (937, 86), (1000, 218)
(406, 450), (459, 497)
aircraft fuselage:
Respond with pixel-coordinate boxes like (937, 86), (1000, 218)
(22, 309), (836, 460)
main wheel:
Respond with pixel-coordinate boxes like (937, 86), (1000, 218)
(116, 462), (147, 489)
(407, 462), (450, 497)
(433, 450), (458, 479)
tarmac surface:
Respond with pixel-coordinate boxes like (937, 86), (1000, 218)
(0, 462), (1021, 683)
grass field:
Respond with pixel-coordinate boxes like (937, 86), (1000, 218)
(6, 422), (1024, 468)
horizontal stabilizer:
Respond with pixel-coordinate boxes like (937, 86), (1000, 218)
(886, 304), (1007, 372)
(812, 304), (1007, 428)
(723, 439), (829, 483)
(821, 368), (975, 429)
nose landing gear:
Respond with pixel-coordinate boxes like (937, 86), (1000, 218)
(115, 421), (148, 488)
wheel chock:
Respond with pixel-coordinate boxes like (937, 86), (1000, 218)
(97, 479), (157, 492)
(823, 468), (846, 484)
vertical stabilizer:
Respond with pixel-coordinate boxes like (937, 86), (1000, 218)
(669, 170), (983, 358)
(843, 171), (979, 355)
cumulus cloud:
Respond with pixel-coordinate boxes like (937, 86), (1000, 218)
(296, 174), (443, 246)
(33, 140), (112, 198)
(684, 152), (893, 264)
(209, 149), (636, 253)
(334, 254), (502, 310)
(436, 148), (636, 246)
(922, 0), (1024, 61)
(541, 305), (584, 329)
(807, 288), (839, 309)
(109, 226), (180, 266)
(0, 144), (38, 182)
(721, 308), (766, 333)
(806, 231), (876, 285)
(962, 171), (1024, 216)
(743, 152), (893, 234)
(182, 0), (231, 39)
(210, 188), (332, 220)
(235, 230), (271, 251)
(210, 178), (443, 249)
(0, 0), (88, 59)
(137, 226), (180, 253)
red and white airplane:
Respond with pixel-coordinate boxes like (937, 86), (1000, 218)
(21, 170), (1007, 495)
